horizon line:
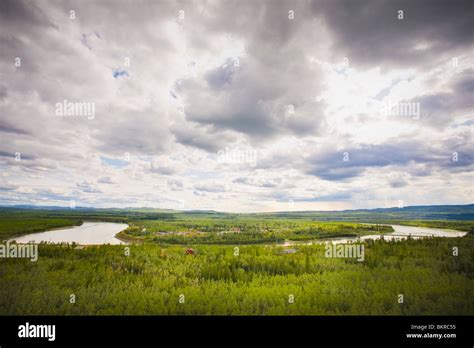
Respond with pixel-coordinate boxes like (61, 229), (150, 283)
(1, 202), (473, 215)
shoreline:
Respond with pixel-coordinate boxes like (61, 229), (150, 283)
(5, 221), (468, 247)
(3, 220), (83, 243)
(7, 221), (129, 246)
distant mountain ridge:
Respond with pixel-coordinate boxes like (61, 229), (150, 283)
(0, 203), (473, 221)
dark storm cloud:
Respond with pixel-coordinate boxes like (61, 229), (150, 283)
(0, 0), (55, 28)
(177, 57), (325, 141)
(0, 0), (57, 77)
(171, 0), (326, 143)
(0, 120), (30, 135)
(416, 69), (474, 127)
(306, 138), (474, 181)
(389, 177), (408, 188)
(308, 166), (364, 181)
(315, 0), (474, 68)
(204, 59), (236, 90)
(173, 128), (222, 152)
(171, 0), (473, 147)
(172, 121), (236, 153)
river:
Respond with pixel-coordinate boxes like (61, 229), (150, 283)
(9, 221), (128, 245)
(280, 224), (467, 246)
(9, 222), (467, 246)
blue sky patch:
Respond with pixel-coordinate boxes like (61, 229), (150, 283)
(113, 69), (129, 78)
(101, 156), (129, 168)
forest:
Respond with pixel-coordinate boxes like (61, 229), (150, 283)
(0, 236), (472, 315)
(0, 206), (472, 315)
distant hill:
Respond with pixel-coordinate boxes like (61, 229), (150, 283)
(260, 204), (474, 221)
(0, 203), (473, 221)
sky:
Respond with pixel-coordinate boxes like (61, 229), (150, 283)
(0, 0), (473, 212)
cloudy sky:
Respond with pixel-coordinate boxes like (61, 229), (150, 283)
(0, 0), (473, 212)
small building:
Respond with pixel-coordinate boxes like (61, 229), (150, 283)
(185, 248), (196, 255)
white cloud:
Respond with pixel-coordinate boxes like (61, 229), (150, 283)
(0, 0), (472, 212)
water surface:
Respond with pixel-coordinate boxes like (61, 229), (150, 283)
(10, 222), (128, 245)
(281, 224), (467, 246)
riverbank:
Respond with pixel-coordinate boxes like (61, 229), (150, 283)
(0, 218), (82, 241)
(9, 221), (128, 245)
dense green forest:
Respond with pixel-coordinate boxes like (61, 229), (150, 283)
(0, 236), (472, 315)
(0, 206), (473, 315)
